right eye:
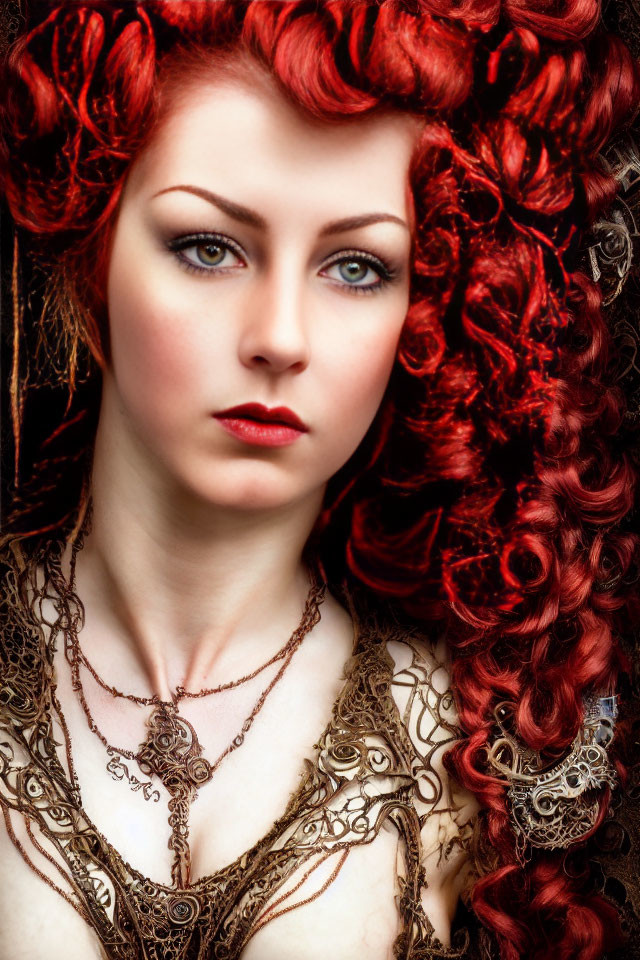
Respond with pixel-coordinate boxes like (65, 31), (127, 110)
(168, 234), (246, 274)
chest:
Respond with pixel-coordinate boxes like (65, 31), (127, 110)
(50, 628), (368, 886)
(0, 663), (408, 959)
(0, 624), (474, 959)
(0, 816), (403, 960)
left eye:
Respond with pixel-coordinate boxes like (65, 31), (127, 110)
(178, 240), (243, 270)
(168, 234), (245, 273)
(322, 256), (387, 291)
(191, 242), (228, 266)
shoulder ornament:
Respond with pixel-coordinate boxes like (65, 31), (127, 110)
(486, 696), (618, 853)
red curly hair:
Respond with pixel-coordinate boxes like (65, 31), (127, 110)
(2, 2), (639, 957)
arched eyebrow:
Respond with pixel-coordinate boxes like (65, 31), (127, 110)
(152, 185), (409, 235)
(320, 212), (408, 235)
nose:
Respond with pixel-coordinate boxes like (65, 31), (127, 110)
(238, 264), (311, 375)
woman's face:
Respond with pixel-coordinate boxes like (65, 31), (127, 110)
(105, 70), (418, 513)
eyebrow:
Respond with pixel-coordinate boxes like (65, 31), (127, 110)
(152, 185), (409, 235)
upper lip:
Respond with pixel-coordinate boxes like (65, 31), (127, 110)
(214, 403), (309, 431)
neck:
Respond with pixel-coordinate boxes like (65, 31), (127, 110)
(69, 429), (326, 703)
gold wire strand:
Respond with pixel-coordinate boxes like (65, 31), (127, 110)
(11, 229), (24, 486)
(2, 806), (91, 924)
(252, 849), (336, 923)
(24, 818), (83, 900)
(248, 849), (350, 941)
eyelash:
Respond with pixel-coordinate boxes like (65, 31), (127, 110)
(166, 233), (396, 296)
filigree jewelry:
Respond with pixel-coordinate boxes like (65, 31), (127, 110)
(586, 135), (640, 305)
(0, 0), (22, 56)
(1, 541), (478, 956)
(61, 538), (326, 887)
(486, 696), (618, 853)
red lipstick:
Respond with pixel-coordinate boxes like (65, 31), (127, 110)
(213, 403), (308, 447)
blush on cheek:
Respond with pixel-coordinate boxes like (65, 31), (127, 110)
(108, 293), (179, 430)
(341, 331), (401, 410)
(109, 259), (179, 380)
(323, 348), (398, 472)
(114, 310), (199, 404)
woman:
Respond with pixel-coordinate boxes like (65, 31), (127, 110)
(0, 2), (638, 958)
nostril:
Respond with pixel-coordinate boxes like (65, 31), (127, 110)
(245, 347), (310, 374)
(240, 317), (311, 373)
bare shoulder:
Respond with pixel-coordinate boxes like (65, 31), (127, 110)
(384, 630), (480, 893)
(385, 630), (460, 750)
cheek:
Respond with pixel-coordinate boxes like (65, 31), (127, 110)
(106, 258), (208, 426)
(326, 316), (405, 418)
(357, 330), (399, 400)
(315, 307), (405, 467)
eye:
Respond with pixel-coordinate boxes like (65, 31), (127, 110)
(321, 251), (393, 295)
(167, 233), (245, 274)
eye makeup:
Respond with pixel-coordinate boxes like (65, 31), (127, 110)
(165, 231), (400, 295)
(321, 249), (397, 296)
(167, 232), (246, 275)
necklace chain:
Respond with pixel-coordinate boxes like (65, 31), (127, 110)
(60, 536), (326, 888)
(65, 581), (326, 768)
(75, 614), (306, 706)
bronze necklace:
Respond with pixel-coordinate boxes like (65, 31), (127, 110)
(62, 539), (326, 887)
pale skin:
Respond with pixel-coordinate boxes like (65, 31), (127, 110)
(83, 70), (419, 701)
(0, 68), (478, 959)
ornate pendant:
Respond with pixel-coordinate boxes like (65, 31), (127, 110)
(136, 702), (213, 887)
(136, 702), (214, 795)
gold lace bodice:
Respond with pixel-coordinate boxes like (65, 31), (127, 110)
(0, 549), (481, 959)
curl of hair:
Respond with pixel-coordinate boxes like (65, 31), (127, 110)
(1, 2), (639, 956)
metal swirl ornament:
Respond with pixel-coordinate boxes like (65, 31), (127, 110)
(487, 696), (618, 851)
(135, 702), (215, 887)
(165, 894), (201, 925)
(586, 136), (640, 305)
(136, 703), (214, 795)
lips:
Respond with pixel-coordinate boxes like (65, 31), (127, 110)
(213, 403), (308, 448)
(213, 403), (308, 431)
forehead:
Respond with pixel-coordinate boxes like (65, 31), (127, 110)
(124, 74), (422, 223)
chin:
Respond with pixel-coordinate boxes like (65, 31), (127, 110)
(175, 471), (318, 515)
(208, 488), (298, 512)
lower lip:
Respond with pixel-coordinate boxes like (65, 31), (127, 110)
(214, 417), (306, 447)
